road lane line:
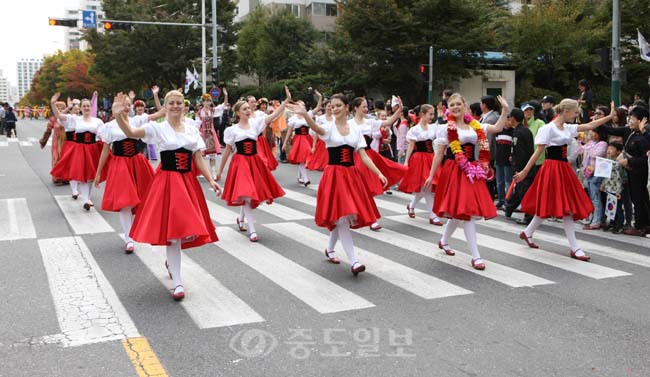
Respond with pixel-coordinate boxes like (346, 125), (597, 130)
(122, 337), (169, 377)
(38, 236), (140, 347)
(216, 227), (374, 313)
(55, 195), (114, 234)
(0, 198), (37, 241)
(266, 222), (473, 299)
(387, 216), (630, 280)
(290, 186), (424, 214)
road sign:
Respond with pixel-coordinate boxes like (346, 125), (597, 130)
(82, 10), (96, 29)
(210, 87), (221, 99)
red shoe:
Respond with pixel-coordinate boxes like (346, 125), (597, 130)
(171, 285), (185, 301)
(429, 218), (443, 226)
(351, 263), (366, 276)
(236, 218), (246, 232)
(249, 232), (259, 242)
(438, 241), (455, 256)
(125, 242), (134, 254)
(570, 249), (591, 262)
(623, 228), (644, 236)
(370, 223), (382, 231)
(406, 205), (415, 218)
(519, 231), (539, 249)
(582, 225), (601, 230)
(471, 258), (486, 270)
(324, 249), (340, 264)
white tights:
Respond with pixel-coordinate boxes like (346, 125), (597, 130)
(119, 207), (133, 243)
(298, 163), (308, 182)
(238, 198), (257, 235)
(70, 180), (79, 195)
(327, 217), (359, 265)
(524, 215), (583, 255)
(78, 182), (92, 204)
(410, 188), (437, 220)
(166, 239), (183, 290)
(440, 218), (482, 260)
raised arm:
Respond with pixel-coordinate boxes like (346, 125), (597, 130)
(576, 101), (615, 132)
(382, 97), (402, 128)
(287, 103), (325, 135)
(264, 86), (291, 125)
(221, 87), (228, 106)
(50, 93), (69, 123)
(486, 95), (510, 134)
(113, 93), (145, 139)
(311, 90), (323, 116)
(152, 85), (162, 111)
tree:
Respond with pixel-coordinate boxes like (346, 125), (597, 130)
(236, 7), (318, 86)
(85, 0), (237, 95)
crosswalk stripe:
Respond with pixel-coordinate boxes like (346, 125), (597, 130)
(353, 223), (553, 287)
(256, 201), (313, 220)
(531, 216), (650, 249)
(7, 138), (18, 143)
(55, 195), (114, 234)
(19, 141), (33, 146)
(484, 217), (650, 269)
(0, 141), (7, 147)
(38, 236), (140, 347)
(27, 137), (38, 143)
(206, 200), (239, 225)
(387, 216), (630, 280)
(129, 239), (264, 328)
(216, 227), (375, 313)
(266, 222), (473, 299)
(0, 198), (37, 241)
(304, 185), (422, 214)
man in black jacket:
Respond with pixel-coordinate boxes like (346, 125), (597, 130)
(504, 108), (535, 223)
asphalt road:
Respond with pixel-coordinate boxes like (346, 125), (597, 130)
(1, 119), (649, 377)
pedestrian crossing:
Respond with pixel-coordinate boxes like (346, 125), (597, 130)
(0, 137), (48, 147)
(3, 188), (648, 348)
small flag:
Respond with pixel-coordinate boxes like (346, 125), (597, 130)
(505, 180), (516, 201)
(193, 66), (200, 89)
(184, 68), (193, 94)
(605, 192), (618, 223)
(638, 29), (650, 62)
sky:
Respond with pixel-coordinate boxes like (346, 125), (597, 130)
(0, 0), (80, 85)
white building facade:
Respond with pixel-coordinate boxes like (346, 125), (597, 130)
(16, 59), (43, 100)
(235, 0), (339, 31)
(64, 0), (105, 51)
(0, 71), (10, 103)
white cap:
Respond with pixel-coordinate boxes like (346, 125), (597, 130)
(521, 103), (534, 111)
(391, 95), (400, 108)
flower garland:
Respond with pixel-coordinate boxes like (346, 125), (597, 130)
(447, 112), (493, 183)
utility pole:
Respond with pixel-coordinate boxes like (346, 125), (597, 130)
(201, 0), (207, 90)
(428, 46), (433, 104)
(211, 0), (218, 86)
(611, 0), (621, 106)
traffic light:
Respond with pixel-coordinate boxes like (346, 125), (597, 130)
(420, 65), (425, 74)
(103, 21), (133, 31)
(211, 67), (218, 86)
(419, 64), (427, 81)
(48, 18), (78, 27)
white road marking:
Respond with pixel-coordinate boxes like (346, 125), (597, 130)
(0, 198), (37, 241)
(55, 195), (114, 234)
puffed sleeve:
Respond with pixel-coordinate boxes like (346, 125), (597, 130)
(436, 123), (449, 145)
(97, 120), (112, 143)
(355, 127), (368, 151)
(192, 126), (206, 151)
(534, 124), (552, 145)
(318, 121), (333, 142)
(406, 126), (418, 141)
(254, 116), (267, 135)
(565, 123), (579, 138)
(141, 122), (162, 145)
(287, 115), (297, 129)
(223, 126), (236, 146)
(371, 119), (382, 138)
(130, 114), (150, 128)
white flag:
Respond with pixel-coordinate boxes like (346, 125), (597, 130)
(184, 68), (193, 94)
(638, 29), (650, 62)
(193, 66), (200, 89)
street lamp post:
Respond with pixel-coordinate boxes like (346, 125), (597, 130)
(212, 0), (218, 86)
(611, 0), (621, 106)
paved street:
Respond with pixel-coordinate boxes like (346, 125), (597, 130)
(1, 119), (649, 377)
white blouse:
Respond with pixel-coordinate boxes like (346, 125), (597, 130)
(349, 118), (382, 138)
(534, 123), (579, 146)
(142, 120), (205, 152)
(407, 124), (437, 142)
(66, 115), (104, 134)
(99, 115), (149, 143)
(319, 120), (367, 150)
(223, 117), (267, 150)
(435, 123), (490, 146)
(287, 115), (309, 129)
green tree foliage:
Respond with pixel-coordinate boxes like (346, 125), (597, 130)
(21, 50), (97, 106)
(617, 0), (650, 102)
(85, 0), (237, 95)
(236, 7), (318, 86)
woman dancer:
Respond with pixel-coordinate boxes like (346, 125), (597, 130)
(246, 95), (279, 171)
(306, 100), (331, 172)
(284, 101), (316, 185)
(288, 95), (387, 276)
(399, 105), (443, 225)
(50, 93), (104, 211)
(514, 100), (615, 261)
(216, 88), (289, 242)
(113, 91), (220, 301)
(40, 101), (68, 185)
(424, 94), (509, 270)
(197, 93), (224, 178)
(94, 97), (165, 253)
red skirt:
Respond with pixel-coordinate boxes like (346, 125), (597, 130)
(51, 142), (100, 182)
(521, 159), (593, 220)
(398, 152), (439, 193)
(256, 135), (278, 171)
(101, 154), (154, 213)
(129, 169), (218, 249)
(288, 134), (312, 164)
(306, 139), (328, 171)
(315, 165), (381, 231)
(433, 159), (496, 221)
(354, 148), (408, 197)
(221, 154), (285, 209)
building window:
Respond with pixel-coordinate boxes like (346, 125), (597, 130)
(326, 4), (338, 16)
(285, 4), (300, 16)
(313, 2), (325, 15)
(486, 88), (502, 97)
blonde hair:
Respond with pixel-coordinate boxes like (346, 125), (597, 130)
(419, 104), (435, 115)
(164, 90), (184, 103)
(554, 98), (579, 114)
(233, 100), (247, 115)
(447, 93), (465, 104)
